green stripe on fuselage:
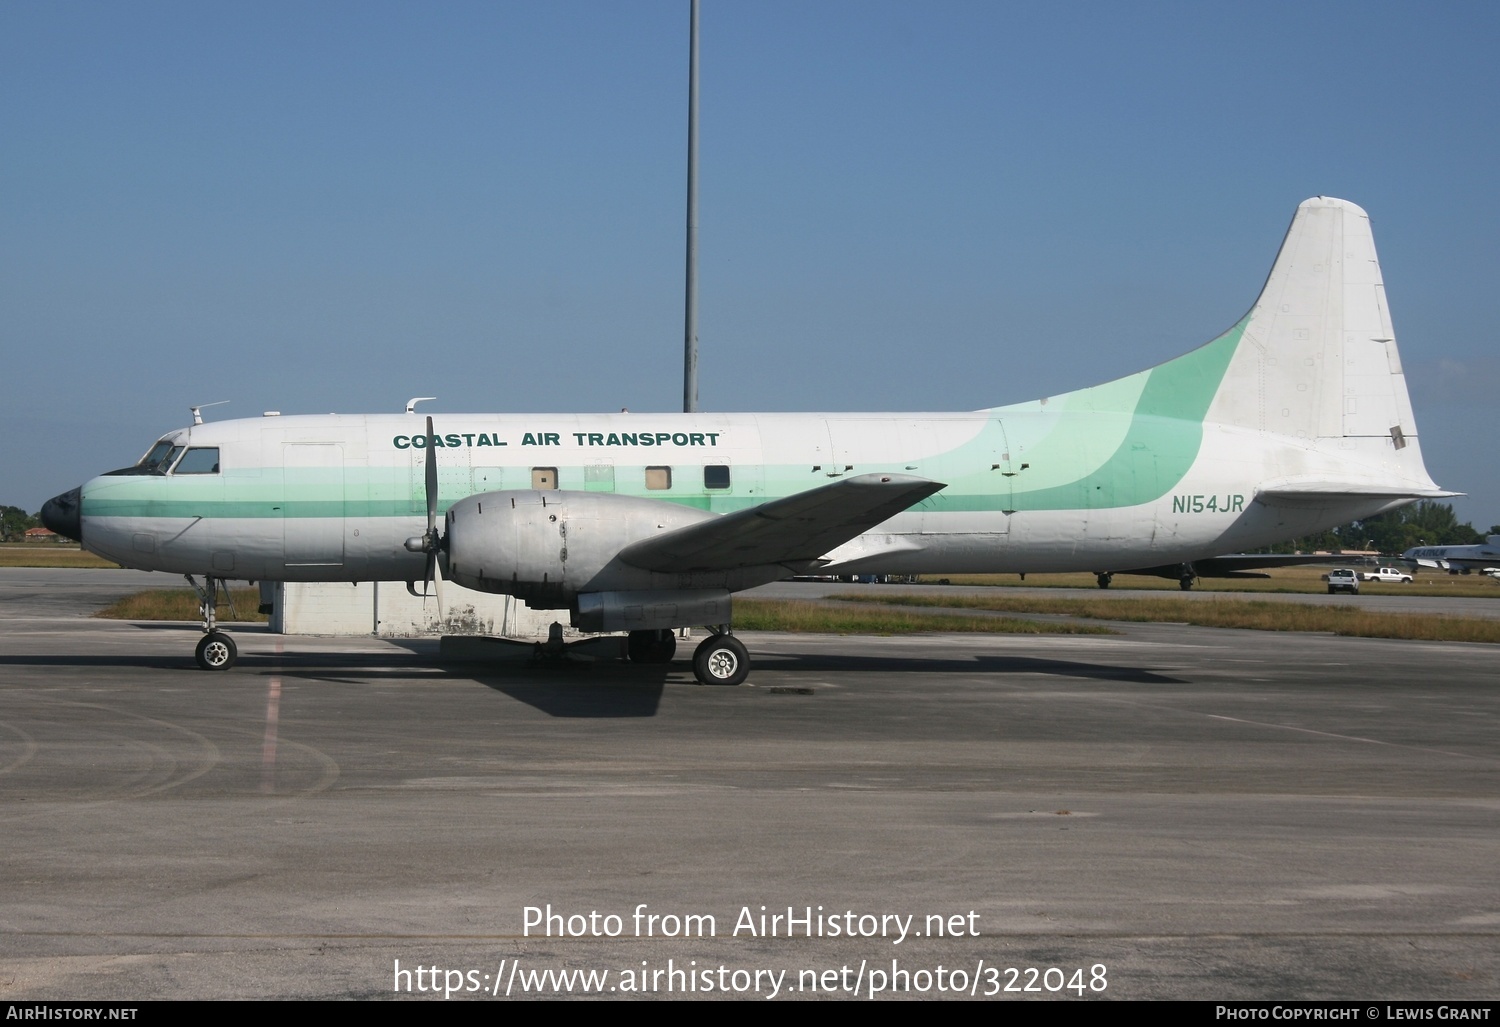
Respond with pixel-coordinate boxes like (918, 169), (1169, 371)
(931, 316), (1246, 511)
(85, 321), (1243, 523)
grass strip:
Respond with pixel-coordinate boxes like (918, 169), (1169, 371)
(733, 598), (1114, 635)
(0, 545), (119, 568)
(94, 588), (268, 623)
(831, 593), (1500, 644)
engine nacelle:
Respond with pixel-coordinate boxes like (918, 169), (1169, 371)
(444, 490), (717, 608)
(573, 588), (731, 633)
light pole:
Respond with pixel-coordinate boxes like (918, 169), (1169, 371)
(682, 0), (700, 414)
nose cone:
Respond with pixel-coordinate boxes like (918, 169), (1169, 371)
(41, 487), (83, 543)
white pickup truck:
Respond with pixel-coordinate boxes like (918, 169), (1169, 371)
(1360, 566), (1414, 583)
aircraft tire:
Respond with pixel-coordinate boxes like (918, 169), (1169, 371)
(692, 634), (749, 687)
(627, 629), (677, 664)
(1096, 573), (1112, 589)
(195, 631), (237, 671)
(1179, 576), (1194, 591)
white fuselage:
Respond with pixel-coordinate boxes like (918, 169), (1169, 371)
(76, 408), (1406, 593)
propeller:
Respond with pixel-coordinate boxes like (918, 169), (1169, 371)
(403, 414), (446, 618)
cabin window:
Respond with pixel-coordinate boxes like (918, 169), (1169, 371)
(174, 448), (221, 474)
(645, 466), (672, 490)
(531, 467), (558, 489)
(703, 465), (731, 490)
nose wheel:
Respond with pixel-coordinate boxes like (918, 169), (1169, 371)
(692, 633), (749, 686)
(195, 631), (238, 671)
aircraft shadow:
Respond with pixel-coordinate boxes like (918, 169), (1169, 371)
(755, 651), (1186, 685)
(0, 654), (208, 671)
(0, 650), (436, 675)
(117, 622), (272, 632)
(379, 639), (672, 717)
(466, 663), (673, 718)
(0, 647), (1180, 709)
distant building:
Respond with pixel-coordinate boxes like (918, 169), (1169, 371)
(24, 527), (57, 542)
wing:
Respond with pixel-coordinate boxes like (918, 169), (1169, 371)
(616, 473), (945, 574)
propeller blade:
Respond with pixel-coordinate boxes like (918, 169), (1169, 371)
(415, 414), (446, 621)
(431, 549), (446, 621)
(424, 414), (438, 535)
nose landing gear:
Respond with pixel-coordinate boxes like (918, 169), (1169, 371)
(187, 574), (238, 671)
(195, 631), (237, 670)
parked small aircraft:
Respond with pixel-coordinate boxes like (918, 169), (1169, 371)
(43, 197), (1450, 684)
(1404, 536), (1500, 575)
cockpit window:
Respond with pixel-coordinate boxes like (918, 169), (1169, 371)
(173, 448), (220, 475)
(104, 438), (189, 477)
(137, 441), (177, 473)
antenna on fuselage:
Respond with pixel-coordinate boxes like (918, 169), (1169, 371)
(190, 400), (230, 425)
(406, 397), (437, 414)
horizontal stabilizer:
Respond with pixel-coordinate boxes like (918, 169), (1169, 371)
(618, 473), (946, 574)
(1255, 480), (1461, 505)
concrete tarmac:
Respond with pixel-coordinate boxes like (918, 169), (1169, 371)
(1, 570), (1497, 1000)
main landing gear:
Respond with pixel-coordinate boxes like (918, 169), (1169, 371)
(628, 626), (750, 686)
(187, 574), (238, 671)
(691, 631), (749, 687)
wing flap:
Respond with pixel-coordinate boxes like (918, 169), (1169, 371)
(617, 473), (945, 574)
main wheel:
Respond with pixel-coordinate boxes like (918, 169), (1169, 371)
(692, 634), (749, 687)
(195, 631), (237, 671)
(627, 629), (677, 664)
(1179, 576), (1194, 591)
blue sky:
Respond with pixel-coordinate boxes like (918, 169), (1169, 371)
(4, 1), (1496, 529)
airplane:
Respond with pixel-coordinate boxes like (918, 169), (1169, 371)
(1403, 536), (1500, 575)
(41, 196), (1453, 686)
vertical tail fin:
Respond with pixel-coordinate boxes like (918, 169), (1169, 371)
(1207, 197), (1445, 495)
(986, 197), (1448, 507)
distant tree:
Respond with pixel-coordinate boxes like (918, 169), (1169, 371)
(1337, 502), (1481, 554)
(1, 506), (39, 542)
(1263, 502), (1483, 556)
